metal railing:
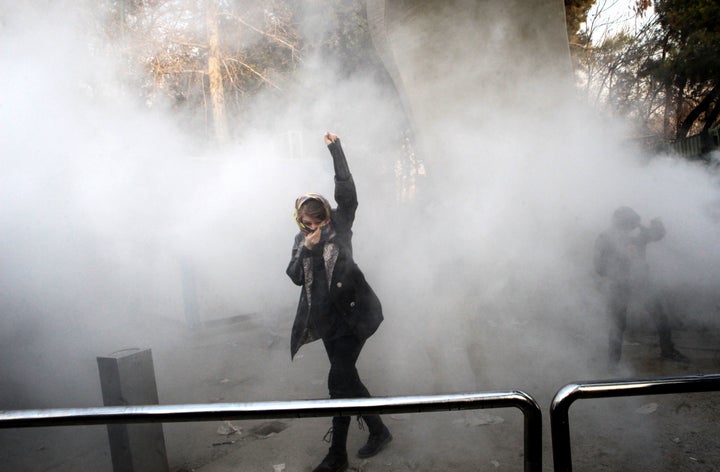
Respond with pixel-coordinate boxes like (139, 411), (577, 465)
(550, 374), (720, 472)
(0, 391), (543, 472)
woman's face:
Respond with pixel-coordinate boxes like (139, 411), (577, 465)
(301, 215), (327, 233)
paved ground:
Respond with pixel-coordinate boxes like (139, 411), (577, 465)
(185, 323), (720, 472)
(1, 313), (719, 472)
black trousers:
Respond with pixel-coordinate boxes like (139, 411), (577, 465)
(321, 333), (385, 453)
(607, 283), (674, 364)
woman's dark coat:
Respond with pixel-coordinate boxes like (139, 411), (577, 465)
(286, 142), (383, 359)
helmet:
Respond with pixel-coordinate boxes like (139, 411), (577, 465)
(612, 206), (640, 230)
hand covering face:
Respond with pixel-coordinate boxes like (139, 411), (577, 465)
(294, 193), (332, 233)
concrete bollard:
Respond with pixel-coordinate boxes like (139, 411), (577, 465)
(97, 348), (169, 472)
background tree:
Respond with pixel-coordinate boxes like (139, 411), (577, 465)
(99, 0), (389, 145)
(568, 0), (720, 144)
(647, 0), (720, 138)
(565, 0), (595, 62)
(102, 0), (301, 142)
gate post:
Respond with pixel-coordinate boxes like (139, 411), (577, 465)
(97, 348), (169, 472)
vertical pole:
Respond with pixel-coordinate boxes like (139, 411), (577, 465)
(550, 403), (573, 471)
(522, 402), (543, 472)
(97, 348), (169, 472)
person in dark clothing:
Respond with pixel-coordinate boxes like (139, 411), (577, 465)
(286, 132), (392, 472)
(594, 206), (689, 366)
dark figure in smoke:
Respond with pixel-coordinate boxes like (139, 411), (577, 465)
(286, 132), (392, 472)
(594, 206), (688, 366)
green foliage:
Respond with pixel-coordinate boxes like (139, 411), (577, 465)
(574, 0), (720, 141)
(654, 0), (720, 82)
(650, 0), (720, 136)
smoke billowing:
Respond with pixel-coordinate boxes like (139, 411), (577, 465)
(1, 0), (719, 420)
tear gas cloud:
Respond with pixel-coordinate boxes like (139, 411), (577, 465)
(1, 0), (719, 414)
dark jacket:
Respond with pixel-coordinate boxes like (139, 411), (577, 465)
(286, 140), (383, 359)
(594, 218), (665, 286)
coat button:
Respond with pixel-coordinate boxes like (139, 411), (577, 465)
(350, 301), (356, 307)
(336, 282), (342, 288)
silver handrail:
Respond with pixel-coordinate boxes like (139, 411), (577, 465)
(550, 374), (720, 472)
(1, 391), (542, 471)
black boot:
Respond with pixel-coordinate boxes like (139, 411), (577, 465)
(357, 416), (392, 458)
(312, 451), (348, 472)
(314, 417), (350, 472)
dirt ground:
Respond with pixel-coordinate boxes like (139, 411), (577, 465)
(1, 312), (719, 472)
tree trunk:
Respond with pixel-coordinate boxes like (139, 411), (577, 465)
(702, 101), (720, 133)
(678, 84), (720, 138)
(207, 0), (228, 144)
(673, 75), (687, 140)
(660, 39), (672, 140)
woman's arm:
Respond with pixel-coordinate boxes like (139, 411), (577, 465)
(325, 132), (351, 181)
(286, 233), (307, 286)
(324, 133), (358, 231)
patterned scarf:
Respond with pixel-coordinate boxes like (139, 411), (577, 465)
(293, 193), (332, 233)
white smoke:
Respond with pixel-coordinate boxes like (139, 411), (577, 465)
(1, 0), (718, 416)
